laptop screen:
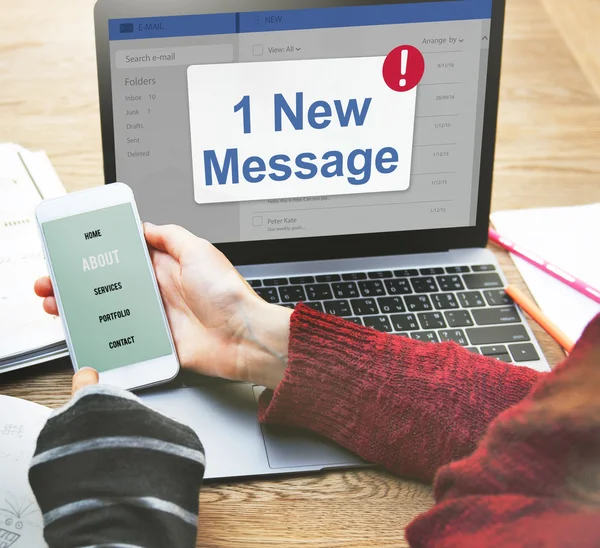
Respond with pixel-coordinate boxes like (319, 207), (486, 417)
(107, 1), (492, 245)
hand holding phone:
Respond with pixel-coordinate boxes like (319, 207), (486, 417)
(36, 185), (292, 391)
(36, 183), (179, 390)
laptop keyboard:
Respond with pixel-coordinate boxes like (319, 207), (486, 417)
(248, 264), (542, 365)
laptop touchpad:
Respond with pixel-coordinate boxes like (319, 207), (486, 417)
(252, 386), (364, 470)
(140, 384), (271, 479)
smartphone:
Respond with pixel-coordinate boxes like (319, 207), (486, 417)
(36, 183), (179, 390)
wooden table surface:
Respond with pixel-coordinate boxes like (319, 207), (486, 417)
(1, 0), (600, 545)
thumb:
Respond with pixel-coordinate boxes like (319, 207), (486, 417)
(144, 223), (198, 263)
(72, 368), (99, 396)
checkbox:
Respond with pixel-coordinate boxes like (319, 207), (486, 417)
(253, 216), (263, 227)
(253, 44), (264, 56)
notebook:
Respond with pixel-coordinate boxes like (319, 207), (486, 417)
(0, 395), (51, 548)
(0, 144), (68, 373)
(491, 204), (600, 344)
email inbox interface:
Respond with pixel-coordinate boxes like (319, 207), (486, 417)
(108, 2), (492, 243)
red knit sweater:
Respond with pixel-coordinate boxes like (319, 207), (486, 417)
(259, 304), (600, 547)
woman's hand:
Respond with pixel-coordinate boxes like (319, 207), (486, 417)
(34, 224), (292, 389)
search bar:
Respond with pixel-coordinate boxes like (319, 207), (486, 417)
(115, 44), (234, 69)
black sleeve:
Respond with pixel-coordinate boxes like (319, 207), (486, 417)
(28, 384), (205, 548)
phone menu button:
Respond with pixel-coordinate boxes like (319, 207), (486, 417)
(108, 335), (136, 350)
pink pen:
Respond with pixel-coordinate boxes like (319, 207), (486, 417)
(489, 227), (600, 305)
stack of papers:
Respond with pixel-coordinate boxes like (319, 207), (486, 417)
(0, 144), (68, 373)
(492, 204), (600, 344)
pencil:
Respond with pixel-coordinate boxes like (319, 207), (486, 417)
(505, 285), (575, 353)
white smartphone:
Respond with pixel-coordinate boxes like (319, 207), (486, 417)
(36, 182), (179, 390)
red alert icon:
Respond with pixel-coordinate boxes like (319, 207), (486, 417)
(382, 45), (425, 92)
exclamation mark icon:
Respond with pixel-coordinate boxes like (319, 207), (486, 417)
(383, 45), (424, 92)
(399, 49), (408, 88)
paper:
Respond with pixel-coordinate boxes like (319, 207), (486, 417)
(0, 147), (43, 209)
(0, 144), (67, 367)
(0, 396), (51, 548)
(15, 149), (66, 202)
(492, 204), (600, 343)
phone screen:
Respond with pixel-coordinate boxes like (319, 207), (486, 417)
(42, 203), (172, 373)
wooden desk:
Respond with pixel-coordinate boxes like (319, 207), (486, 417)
(1, 0), (599, 545)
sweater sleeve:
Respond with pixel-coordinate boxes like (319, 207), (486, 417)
(28, 384), (205, 548)
(258, 303), (542, 483)
(405, 314), (600, 547)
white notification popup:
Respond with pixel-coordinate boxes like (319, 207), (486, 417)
(187, 56), (417, 205)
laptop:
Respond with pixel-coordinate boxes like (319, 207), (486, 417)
(94, 0), (549, 480)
